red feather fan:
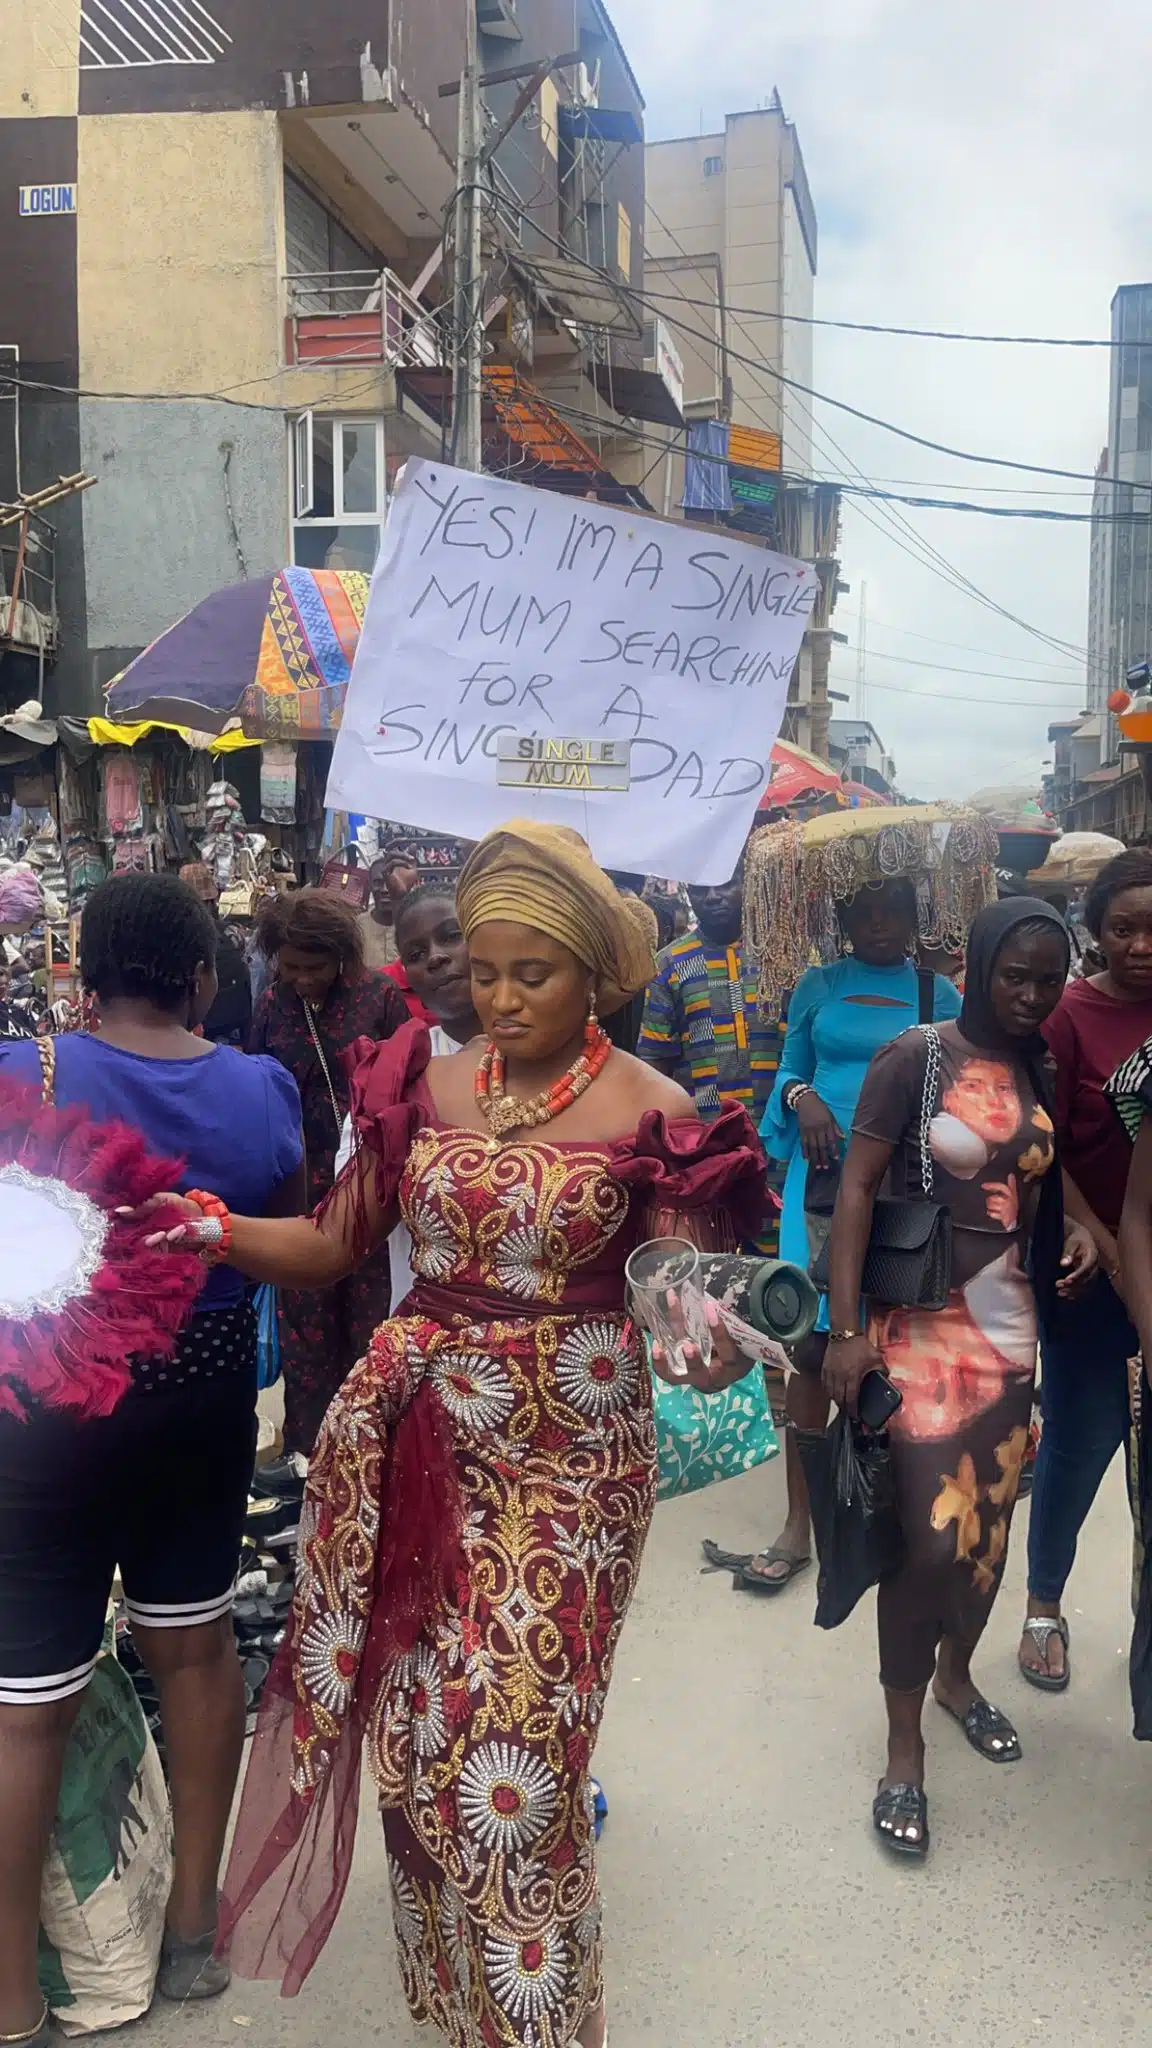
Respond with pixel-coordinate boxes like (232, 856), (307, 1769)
(0, 1080), (205, 1421)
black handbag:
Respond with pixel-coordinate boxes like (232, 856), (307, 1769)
(811, 1022), (952, 1311)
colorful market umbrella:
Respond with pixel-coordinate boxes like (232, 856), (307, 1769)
(757, 739), (843, 811)
(104, 569), (370, 738)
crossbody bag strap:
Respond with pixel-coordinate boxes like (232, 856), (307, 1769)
(915, 1024), (942, 1199)
(36, 1035), (55, 1107)
(916, 968), (935, 1024)
(302, 1000), (343, 1139)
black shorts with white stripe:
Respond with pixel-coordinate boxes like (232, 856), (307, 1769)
(0, 1306), (257, 1707)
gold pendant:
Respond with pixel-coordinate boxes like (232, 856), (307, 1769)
(485, 1093), (526, 1139)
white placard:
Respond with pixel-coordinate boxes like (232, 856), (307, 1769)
(326, 459), (818, 883)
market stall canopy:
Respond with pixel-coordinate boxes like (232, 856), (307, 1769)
(104, 570), (369, 738)
(87, 717), (258, 753)
(757, 739), (843, 810)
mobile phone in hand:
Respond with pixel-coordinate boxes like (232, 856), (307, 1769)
(858, 1368), (903, 1431)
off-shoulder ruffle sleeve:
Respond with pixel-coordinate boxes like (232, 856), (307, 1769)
(340, 1017), (434, 1190)
(610, 1101), (769, 1246)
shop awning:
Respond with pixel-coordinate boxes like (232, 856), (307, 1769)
(87, 717), (260, 752)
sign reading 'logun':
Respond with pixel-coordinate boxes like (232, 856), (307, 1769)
(327, 459), (818, 882)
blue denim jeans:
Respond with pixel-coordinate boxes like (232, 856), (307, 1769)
(1027, 1273), (1136, 1604)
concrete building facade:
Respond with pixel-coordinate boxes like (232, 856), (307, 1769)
(641, 96), (840, 758)
(827, 717), (898, 803)
(0, 0), (658, 714)
(645, 95), (816, 474)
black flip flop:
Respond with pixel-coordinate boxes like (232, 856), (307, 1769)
(733, 1547), (811, 1596)
(873, 1781), (929, 1858)
(701, 1539), (753, 1574)
(940, 1696), (1021, 1762)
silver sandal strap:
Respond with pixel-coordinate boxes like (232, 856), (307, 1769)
(1023, 1616), (1068, 1651)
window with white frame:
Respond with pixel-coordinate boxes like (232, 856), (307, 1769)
(291, 414), (387, 573)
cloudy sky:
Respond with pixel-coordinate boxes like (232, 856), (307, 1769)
(613, 0), (1152, 797)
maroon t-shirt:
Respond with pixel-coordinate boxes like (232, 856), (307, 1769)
(1041, 978), (1152, 1233)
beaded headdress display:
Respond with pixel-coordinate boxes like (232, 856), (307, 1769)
(744, 803), (998, 1007)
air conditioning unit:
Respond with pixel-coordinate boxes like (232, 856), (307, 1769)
(572, 59), (600, 107)
(476, 0), (521, 40)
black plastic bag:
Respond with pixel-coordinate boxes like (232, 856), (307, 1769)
(796, 1411), (904, 1629)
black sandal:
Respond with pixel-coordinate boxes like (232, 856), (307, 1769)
(733, 1547), (811, 1596)
(872, 1781), (929, 1858)
(941, 1696), (1021, 1762)
(701, 1539), (753, 1573)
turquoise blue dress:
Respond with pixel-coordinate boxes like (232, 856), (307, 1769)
(759, 959), (962, 1331)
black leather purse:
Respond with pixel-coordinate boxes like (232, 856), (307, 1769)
(811, 1024), (952, 1311)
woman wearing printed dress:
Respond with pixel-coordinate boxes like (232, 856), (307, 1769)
(824, 900), (1096, 1858)
(146, 822), (766, 2048)
(249, 889), (408, 1466)
(733, 879), (960, 1595)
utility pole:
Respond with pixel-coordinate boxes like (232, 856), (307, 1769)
(855, 578), (868, 719)
(451, 1), (485, 473)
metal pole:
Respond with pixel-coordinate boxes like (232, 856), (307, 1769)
(451, 1), (484, 473)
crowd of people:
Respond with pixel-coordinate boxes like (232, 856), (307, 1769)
(0, 819), (1150, 2047)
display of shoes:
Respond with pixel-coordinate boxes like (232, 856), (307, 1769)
(250, 1452), (307, 1500)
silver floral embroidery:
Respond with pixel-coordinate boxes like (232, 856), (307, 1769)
(0, 1164), (109, 1320)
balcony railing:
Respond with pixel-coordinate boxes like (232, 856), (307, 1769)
(285, 269), (443, 371)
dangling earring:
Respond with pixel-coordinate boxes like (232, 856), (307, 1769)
(585, 987), (600, 1046)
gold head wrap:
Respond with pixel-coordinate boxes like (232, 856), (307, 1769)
(456, 819), (656, 1016)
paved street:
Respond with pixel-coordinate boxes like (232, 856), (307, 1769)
(139, 1451), (1147, 2048)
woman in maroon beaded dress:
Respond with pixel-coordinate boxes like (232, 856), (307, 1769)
(149, 821), (770, 2048)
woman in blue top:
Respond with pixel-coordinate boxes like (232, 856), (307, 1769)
(0, 874), (303, 2046)
(733, 879), (961, 1594)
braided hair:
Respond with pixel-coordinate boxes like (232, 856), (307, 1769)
(80, 873), (218, 1014)
(393, 879), (458, 945)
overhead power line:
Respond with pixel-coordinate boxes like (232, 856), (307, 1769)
(859, 649), (1086, 686)
(858, 676), (1089, 711)
(637, 282), (1142, 351)
(832, 611), (1083, 669)
(633, 192), (1092, 661)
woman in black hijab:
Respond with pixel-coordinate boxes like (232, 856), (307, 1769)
(824, 900), (1096, 1858)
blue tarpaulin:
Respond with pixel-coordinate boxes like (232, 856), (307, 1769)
(682, 419), (732, 514)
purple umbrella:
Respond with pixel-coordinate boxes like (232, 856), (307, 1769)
(104, 569), (370, 738)
(104, 579), (275, 735)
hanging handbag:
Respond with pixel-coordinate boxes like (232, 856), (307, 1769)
(319, 842), (372, 909)
(651, 1353), (780, 1500)
(811, 1022), (953, 1311)
(302, 999), (345, 1140)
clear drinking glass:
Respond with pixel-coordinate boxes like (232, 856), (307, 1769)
(625, 1236), (714, 1383)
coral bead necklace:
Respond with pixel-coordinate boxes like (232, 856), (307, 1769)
(475, 1020), (611, 1140)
